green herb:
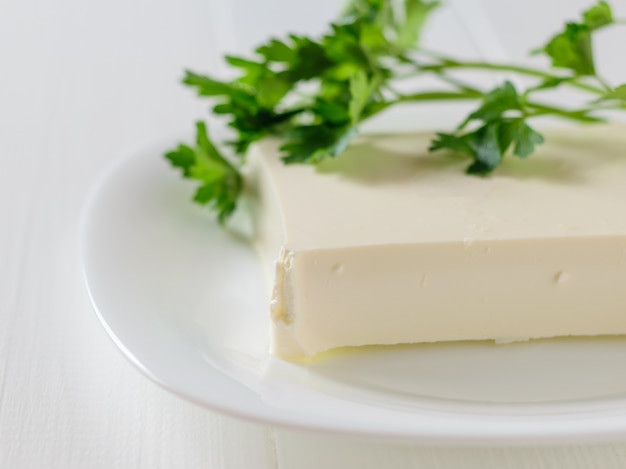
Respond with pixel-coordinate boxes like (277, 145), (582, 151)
(165, 122), (242, 223)
(166, 0), (625, 223)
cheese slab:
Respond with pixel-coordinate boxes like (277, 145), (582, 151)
(245, 124), (626, 359)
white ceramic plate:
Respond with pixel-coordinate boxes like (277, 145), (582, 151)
(80, 142), (626, 445)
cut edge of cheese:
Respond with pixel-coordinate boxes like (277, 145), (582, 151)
(265, 237), (626, 359)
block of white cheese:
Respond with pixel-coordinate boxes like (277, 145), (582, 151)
(245, 124), (626, 359)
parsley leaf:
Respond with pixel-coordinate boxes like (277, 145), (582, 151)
(431, 81), (545, 174)
(255, 39), (297, 63)
(466, 124), (502, 174)
(396, 0), (441, 50)
(349, 70), (378, 124)
(509, 120), (544, 158)
(165, 122), (242, 224)
(183, 70), (299, 154)
(465, 81), (521, 125)
(543, 23), (595, 75)
(583, 0), (613, 29)
(536, 1), (614, 76)
(431, 124), (504, 174)
(281, 125), (358, 164)
(603, 84), (626, 101)
(429, 132), (472, 154)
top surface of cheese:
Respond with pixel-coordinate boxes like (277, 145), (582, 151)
(251, 124), (626, 251)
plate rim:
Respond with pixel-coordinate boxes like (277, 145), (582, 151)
(79, 141), (626, 446)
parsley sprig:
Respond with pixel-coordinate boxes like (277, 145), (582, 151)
(165, 122), (242, 223)
(166, 0), (626, 223)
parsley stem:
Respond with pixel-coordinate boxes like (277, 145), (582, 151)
(433, 73), (484, 95)
(360, 90), (480, 120)
(595, 75), (613, 92)
(581, 103), (626, 114)
(395, 90), (482, 103)
(422, 61), (605, 95)
(525, 101), (606, 123)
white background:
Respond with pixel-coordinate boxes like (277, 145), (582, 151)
(3, 0), (626, 467)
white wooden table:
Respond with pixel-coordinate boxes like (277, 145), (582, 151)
(3, 0), (626, 467)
